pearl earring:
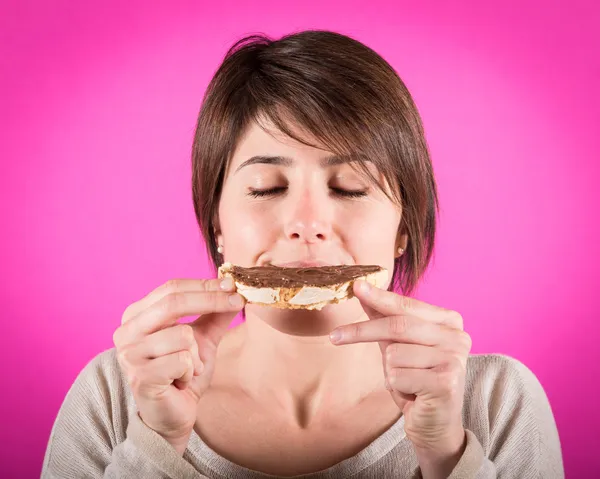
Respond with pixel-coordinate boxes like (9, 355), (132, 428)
(217, 245), (224, 254)
(397, 247), (405, 256)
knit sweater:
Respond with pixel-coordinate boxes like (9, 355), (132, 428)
(41, 348), (564, 478)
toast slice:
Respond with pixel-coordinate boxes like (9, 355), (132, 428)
(218, 262), (388, 310)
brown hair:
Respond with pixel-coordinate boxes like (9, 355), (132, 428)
(192, 30), (439, 297)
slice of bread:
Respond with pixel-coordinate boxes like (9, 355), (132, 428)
(218, 262), (388, 310)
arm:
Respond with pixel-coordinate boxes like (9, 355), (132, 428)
(41, 350), (204, 479)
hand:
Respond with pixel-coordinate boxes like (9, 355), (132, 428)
(330, 280), (471, 478)
(113, 278), (245, 454)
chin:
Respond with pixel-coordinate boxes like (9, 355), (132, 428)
(244, 298), (365, 337)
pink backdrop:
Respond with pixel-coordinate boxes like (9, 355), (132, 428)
(1, 1), (598, 477)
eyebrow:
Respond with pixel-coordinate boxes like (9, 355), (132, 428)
(234, 154), (364, 173)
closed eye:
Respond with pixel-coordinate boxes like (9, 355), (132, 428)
(247, 187), (368, 198)
(247, 187), (287, 198)
(332, 187), (368, 198)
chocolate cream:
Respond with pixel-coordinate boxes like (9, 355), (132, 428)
(225, 264), (384, 288)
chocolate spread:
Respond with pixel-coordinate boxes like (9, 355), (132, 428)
(226, 264), (384, 288)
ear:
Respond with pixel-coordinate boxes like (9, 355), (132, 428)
(215, 231), (224, 248)
(395, 233), (409, 258)
(212, 210), (221, 242)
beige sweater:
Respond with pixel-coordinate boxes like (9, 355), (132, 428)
(41, 349), (564, 478)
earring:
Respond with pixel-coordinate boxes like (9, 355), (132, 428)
(217, 245), (224, 254)
(397, 247), (405, 256)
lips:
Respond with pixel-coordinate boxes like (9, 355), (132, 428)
(269, 260), (334, 268)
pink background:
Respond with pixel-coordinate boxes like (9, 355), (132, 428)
(1, 1), (598, 477)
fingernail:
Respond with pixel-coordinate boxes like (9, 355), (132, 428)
(194, 362), (204, 376)
(329, 329), (342, 344)
(228, 293), (244, 307)
(357, 280), (370, 294)
(220, 277), (234, 290)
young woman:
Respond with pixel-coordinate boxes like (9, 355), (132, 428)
(42, 30), (564, 478)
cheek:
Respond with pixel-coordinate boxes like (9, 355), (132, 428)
(220, 205), (277, 261)
(343, 205), (400, 262)
(351, 219), (397, 250)
(344, 205), (399, 242)
(239, 210), (274, 241)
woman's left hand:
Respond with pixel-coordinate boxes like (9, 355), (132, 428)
(329, 280), (472, 478)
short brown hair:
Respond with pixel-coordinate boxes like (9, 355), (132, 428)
(192, 30), (439, 296)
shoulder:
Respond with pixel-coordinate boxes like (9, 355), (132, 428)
(88, 347), (123, 378)
(42, 348), (135, 477)
(81, 347), (120, 375)
(57, 347), (134, 428)
(53, 347), (137, 445)
(461, 353), (563, 474)
(464, 353), (554, 425)
(466, 353), (541, 388)
(81, 347), (135, 416)
(73, 348), (129, 401)
(464, 353), (550, 408)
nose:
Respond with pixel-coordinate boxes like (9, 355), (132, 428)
(284, 194), (332, 244)
(285, 219), (331, 243)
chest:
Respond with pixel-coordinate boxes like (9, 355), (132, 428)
(194, 391), (401, 477)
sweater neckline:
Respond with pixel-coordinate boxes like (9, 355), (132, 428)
(187, 414), (406, 478)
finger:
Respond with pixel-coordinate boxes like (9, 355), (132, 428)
(126, 324), (204, 376)
(117, 290), (245, 346)
(330, 315), (458, 347)
(191, 310), (242, 349)
(388, 358), (464, 398)
(136, 350), (195, 392)
(353, 280), (462, 329)
(122, 278), (236, 325)
(190, 336), (203, 376)
(385, 343), (447, 370)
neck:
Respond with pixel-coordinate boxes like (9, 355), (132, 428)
(233, 302), (385, 427)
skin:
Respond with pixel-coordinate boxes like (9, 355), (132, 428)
(113, 118), (471, 478)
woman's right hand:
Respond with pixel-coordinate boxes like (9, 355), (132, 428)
(112, 277), (245, 454)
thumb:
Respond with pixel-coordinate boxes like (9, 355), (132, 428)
(191, 308), (244, 349)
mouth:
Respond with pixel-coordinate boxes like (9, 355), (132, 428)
(269, 260), (334, 268)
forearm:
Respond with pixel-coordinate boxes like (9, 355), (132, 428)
(414, 429), (467, 479)
(416, 429), (497, 479)
(104, 412), (198, 478)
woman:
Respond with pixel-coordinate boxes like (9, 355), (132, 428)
(42, 31), (564, 478)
